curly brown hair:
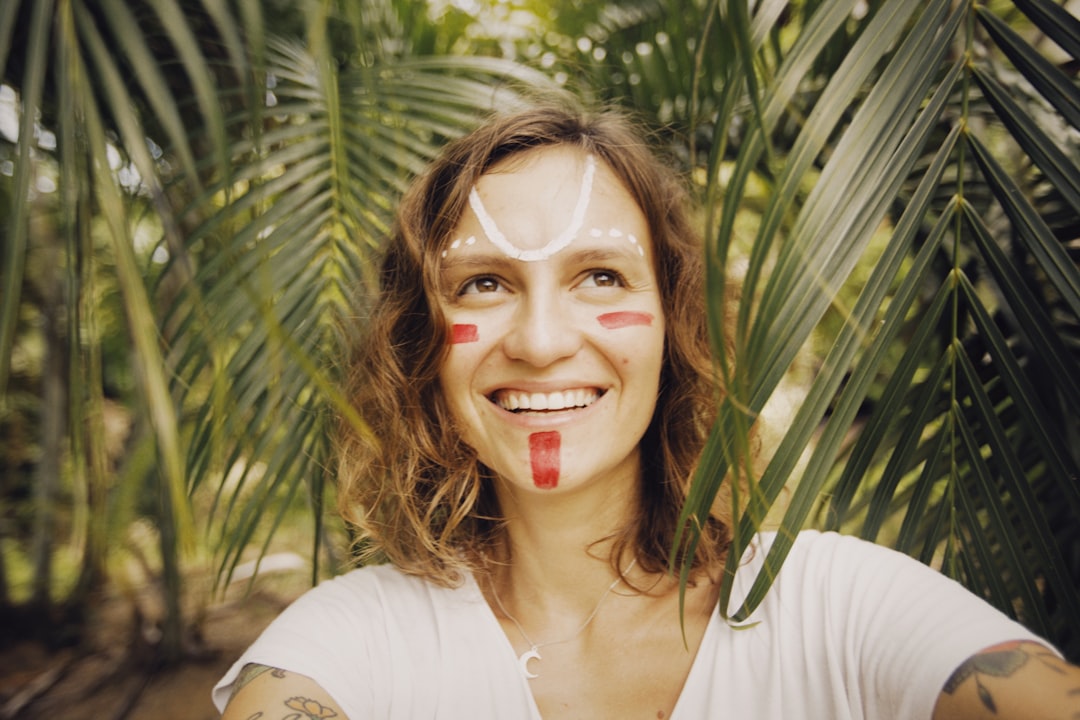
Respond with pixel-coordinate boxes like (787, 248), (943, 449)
(337, 102), (730, 586)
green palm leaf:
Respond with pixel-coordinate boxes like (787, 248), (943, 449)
(161, 18), (556, 585)
(681, 0), (1080, 655)
(3, 0), (200, 557)
(1, 0), (555, 627)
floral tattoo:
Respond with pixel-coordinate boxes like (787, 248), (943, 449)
(231, 665), (339, 719)
(284, 696), (338, 719)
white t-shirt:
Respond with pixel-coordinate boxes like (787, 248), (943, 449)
(212, 531), (1046, 718)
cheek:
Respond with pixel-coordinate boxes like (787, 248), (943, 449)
(596, 311), (655, 329)
(450, 323), (479, 344)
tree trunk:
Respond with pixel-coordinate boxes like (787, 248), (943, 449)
(157, 476), (184, 663)
(29, 198), (67, 614)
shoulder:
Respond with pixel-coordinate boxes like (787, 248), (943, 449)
(750, 527), (907, 558)
(280, 562), (474, 619)
(724, 530), (1049, 718)
(734, 529), (1022, 620)
(735, 529), (931, 589)
(304, 561), (452, 597)
(212, 564), (485, 714)
(259, 562), (485, 648)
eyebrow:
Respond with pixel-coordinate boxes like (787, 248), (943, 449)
(564, 245), (646, 265)
(438, 253), (518, 273)
(439, 244), (645, 271)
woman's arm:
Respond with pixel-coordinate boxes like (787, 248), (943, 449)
(932, 641), (1080, 719)
(221, 663), (349, 720)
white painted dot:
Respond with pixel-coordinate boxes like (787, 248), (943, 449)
(609, 228), (623, 237)
(466, 236), (477, 245)
(638, 246), (645, 256)
(451, 239), (462, 250)
(590, 228), (603, 237)
(442, 250), (448, 258)
(628, 234), (638, 245)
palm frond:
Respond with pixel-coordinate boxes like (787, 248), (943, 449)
(683, 0), (1080, 654)
(163, 23), (556, 584)
(1, 0), (556, 605)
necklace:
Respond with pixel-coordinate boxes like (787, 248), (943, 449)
(489, 558), (638, 680)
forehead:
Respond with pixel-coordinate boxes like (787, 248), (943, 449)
(444, 145), (651, 262)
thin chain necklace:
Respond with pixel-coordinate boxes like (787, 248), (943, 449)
(489, 558), (638, 680)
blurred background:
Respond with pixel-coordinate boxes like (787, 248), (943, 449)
(2, 0), (1079, 717)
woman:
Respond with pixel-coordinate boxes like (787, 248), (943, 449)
(215, 104), (1077, 719)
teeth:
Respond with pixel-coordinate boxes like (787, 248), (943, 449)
(494, 389), (600, 412)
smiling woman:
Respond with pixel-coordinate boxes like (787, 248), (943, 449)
(436, 144), (665, 496)
(212, 103), (1079, 720)
(333, 104), (720, 590)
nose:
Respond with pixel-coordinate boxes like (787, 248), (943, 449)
(501, 292), (583, 367)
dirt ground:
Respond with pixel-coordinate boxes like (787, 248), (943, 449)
(0, 571), (307, 720)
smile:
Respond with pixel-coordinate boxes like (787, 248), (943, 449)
(491, 388), (602, 413)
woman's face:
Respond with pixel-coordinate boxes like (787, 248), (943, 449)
(436, 145), (665, 495)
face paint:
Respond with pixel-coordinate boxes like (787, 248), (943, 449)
(529, 431), (561, 489)
(444, 227), (640, 260)
(597, 311), (654, 329)
(468, 154), (597, 263)
(437, 147), (664, 496)
(442, 236), (476, 259)
(450, 323), (479, 344)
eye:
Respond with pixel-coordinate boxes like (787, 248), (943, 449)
(459, 276), (504, 295)
(579, 270), (624, 288)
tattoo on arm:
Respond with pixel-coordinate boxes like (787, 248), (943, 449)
(942, 641), (1066, 714)
(239, 701), (337, 720)
(230, 664), (339, 720)
(283, 697), (338, 719)
(233, 663), (288, 697)
(228, 664), (339, 719)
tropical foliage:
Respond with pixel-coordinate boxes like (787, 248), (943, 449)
(1, 0), (1077, 666)
(675, 0), (1080, 661)
(0, 0), (555, 658)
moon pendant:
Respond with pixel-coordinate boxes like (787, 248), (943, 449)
(518, 648), (541, 679)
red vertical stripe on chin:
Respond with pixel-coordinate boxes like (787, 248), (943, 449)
(529, 431), (561, 489)
(597, 311), (653, 329)
(450, 324), (479, 344)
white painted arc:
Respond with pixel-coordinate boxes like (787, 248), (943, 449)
(467, 154), (597, 262)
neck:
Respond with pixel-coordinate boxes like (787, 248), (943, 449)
(486, 472), (641, 619)
(485, 542), (640, 668)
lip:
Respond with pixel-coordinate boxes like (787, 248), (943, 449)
(482, 382), (609, 429)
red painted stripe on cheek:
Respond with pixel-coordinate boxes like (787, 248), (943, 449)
(450, 324), (479, 344)
(597, 311), (654, 329)
(529, 431), (561, 489)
